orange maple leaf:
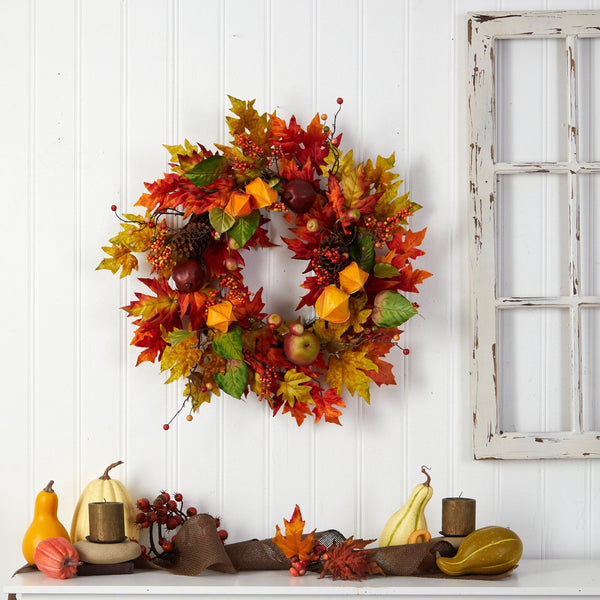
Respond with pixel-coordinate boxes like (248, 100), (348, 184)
(272, 505), (315, 562)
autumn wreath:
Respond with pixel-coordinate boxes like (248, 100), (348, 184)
(98, 97), (431, 427)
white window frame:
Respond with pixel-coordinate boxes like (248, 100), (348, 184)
(468, 11), (600, 459)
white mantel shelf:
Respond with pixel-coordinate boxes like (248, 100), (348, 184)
(4, 560), (600, 599)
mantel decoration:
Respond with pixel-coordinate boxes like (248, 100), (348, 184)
(98, 97), (431, 427)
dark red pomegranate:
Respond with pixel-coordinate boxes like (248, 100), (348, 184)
(281, 179), (317, 214)
(171, 259), (205, 293)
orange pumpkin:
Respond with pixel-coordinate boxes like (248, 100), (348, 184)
(34, 537), (81, 579)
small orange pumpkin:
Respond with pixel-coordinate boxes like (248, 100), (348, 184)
(34, 537), (81, 579)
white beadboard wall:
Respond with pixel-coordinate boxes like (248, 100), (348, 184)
(1, 0), (599, 582)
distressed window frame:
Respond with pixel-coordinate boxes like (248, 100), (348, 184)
(468, 11), (600, 459)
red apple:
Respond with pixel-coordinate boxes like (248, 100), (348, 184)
(281, 179), (317, 214)
(267, 313), (282, 329)
(345, 208), (360, 222)
(283, 330), (320, 366)
(225, 256), (239, 271)
(306, 218), (321, 233)
(288, 322), (305, 336)
(172, 259), (205, 293)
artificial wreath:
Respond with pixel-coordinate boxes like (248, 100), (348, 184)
(98, 97), (431, 427)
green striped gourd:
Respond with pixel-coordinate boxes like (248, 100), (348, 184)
(436, 526), (523, 575)
(378, 466), (432, 547)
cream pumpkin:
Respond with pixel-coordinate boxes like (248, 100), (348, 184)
(70, 461), (139, 543)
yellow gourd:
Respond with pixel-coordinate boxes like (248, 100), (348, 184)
(436, 526), (523, 576)
(70, 461), (139, 543)
(22, 480), (70, 564)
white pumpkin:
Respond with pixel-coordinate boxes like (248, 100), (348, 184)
(70, 461), (139, 543)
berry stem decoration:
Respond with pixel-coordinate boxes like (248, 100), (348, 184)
(97, 96), (431, 427)
(135, 492), (227, 560)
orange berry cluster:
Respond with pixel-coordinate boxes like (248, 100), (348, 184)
(365, 206), (412, 247)
(220, 273), (249, 304)
(147, 225), (172, 272)
(236, 134), (265, 160)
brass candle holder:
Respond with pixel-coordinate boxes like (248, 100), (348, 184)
(441, 497), (476, 537)
(87, 501), (126, 543)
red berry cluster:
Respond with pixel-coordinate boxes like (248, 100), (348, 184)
(288, 541), (327, 577)
(236, 134), (265, 161)
(136, 491), (228, 560)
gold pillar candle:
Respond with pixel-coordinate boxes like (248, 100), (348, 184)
(88, 501), (126, 543)
(441, 497), (476, 536)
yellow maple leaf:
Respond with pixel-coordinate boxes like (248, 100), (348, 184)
(348, 293), (371, 333)
(322, 148), (355, 179)
(340, 163), (368, 206)
(364, 153), (399, 191)
(326, 349), (378, 404)
(108, 213), (154, 252)
(160, 332), (203, 384)
(312, 319), (349, 345)
(184, 372), (213, 410)
(96, 244), (139, 278)
(163, 139), (199, 173)
(276, 369), (314, 407)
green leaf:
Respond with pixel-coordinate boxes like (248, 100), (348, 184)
(165, 328), (196, 346)
(229, 210), (260, 248)
(183, 155), (227, 189)
(209, 207), (236, 233)
(212, 325), (243, 360)
(214, 360), (249, 399)
(372, 291), (417, 328)
(373, 263), (400, 279)
(350, 235), (375, 273)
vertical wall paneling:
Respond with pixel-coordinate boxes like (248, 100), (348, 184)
(33, 0), (78, 517)
(313, 0), (362, 539)
(0, 0), (34, 581)
(4, 1), (600, 579)
(79, 0), (127, 501)
(124, 0), (172, 497)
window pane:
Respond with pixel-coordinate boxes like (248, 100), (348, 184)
(496, 38), (567, 163)
(578, 38), (600, 162)
(582, 307), (600, 431)
(497, 174), (570, 297)
(498, 307), (571, 433)
(580, 174), (600, 297)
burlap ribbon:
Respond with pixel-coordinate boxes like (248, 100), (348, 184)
(139, 514), (463, 578)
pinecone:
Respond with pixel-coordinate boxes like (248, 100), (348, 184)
(317, 237), (352, 277)
(170, 214), (213, 259)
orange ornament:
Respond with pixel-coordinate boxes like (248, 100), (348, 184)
(207, 300), (235, 332)
(338, 261), (369, 294)
(224, 191), (253, 218)
(245, 177), (278, 209)
(315, 285), (350, 323)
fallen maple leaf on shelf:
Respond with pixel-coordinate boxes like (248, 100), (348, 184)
(319, 537), (384, 581)
(272, 505), (315, 563)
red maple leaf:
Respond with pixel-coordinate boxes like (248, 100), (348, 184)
(359, 341), (397, 387)
(387, 228), (427, 264)
(319, 537), (383, 581)
(325, 175), (345, 221)
(298, 114), (329, 167)
(232, 287), (267, 328)
(311, 387), (346, 425)
(282, 399), (313, 426)
(129, 316), (167, 365)
(178, 290), (208, 331)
